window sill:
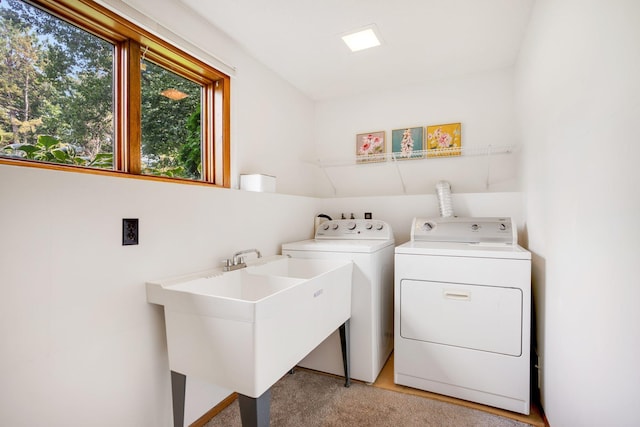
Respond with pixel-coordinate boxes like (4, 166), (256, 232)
(0, 158), (228, 189)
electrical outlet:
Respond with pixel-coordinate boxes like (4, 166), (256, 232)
(122, 218), (139, 245)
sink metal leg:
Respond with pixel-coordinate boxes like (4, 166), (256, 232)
(339, 319), (351, 387)
(171, 320), (349, 427)
(238, 389), (271, 427)
(171, 371), (186, 427)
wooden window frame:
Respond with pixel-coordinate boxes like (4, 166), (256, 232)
(0, 0), (231, 188)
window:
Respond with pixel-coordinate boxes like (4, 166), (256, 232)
(0, 0), (230, 187)
(141, 60), (202, 179)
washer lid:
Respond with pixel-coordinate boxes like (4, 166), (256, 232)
(283, 238), (394, 254)
(395, 240), (531, 260)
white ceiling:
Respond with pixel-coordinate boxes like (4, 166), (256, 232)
(178, 0), (535, 101)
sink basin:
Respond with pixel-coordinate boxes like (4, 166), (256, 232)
(146, 255), (353, 398)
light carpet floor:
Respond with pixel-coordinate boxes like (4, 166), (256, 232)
(204, 368), (532, 427)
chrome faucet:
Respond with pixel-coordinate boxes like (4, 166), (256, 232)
(223, 248), (262, 271)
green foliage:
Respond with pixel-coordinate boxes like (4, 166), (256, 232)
(140, 61), (201, 179)
(0, 0), (113, 167)
(178, 106), (202, 178)
(0, 0), (202, 178)
(2, 134), (113, 168)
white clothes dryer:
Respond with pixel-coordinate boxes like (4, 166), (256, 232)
(394, 217), (532, 414)
(282, 219), (395, 383)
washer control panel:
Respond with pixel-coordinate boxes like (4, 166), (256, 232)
(411, 217), (517, 245)
(315, 219), (393, 240)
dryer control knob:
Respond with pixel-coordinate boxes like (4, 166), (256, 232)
(471, 224), (480, 231)
(365, 223), (373, 230)
(347, 222), (356, 230)
(322, 223), (330, 231)
(422, 222), (434, 231)
(376, 223), (384, 230)
(331, 223), (339, 230)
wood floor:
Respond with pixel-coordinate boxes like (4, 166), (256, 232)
(372, 353), (548, 427)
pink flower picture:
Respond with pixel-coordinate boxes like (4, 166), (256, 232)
(391, 127), (424, 160)
(356, 131), (386, 163)
(426, 123), (461, 158)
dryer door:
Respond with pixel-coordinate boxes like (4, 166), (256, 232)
(400, 279), (523, 356)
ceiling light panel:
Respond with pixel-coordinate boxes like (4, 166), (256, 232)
(341, 25), (382, 52)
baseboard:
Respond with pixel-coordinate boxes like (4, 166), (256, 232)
(189, 392), (238, 427)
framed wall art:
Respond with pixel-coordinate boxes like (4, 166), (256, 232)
(356, 131), (386, 163)
(391, 127), (425, 160)
(426, 123), (462, 158)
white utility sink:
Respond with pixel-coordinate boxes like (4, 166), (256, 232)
(146, 255), (353, 399)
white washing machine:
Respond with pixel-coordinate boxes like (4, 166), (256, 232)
(282, 219), (395, 383)
(394, 217), (532, 415)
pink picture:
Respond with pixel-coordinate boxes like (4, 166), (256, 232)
(356, 131), (386, 163)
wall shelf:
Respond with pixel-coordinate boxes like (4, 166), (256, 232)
(314, 144), (518, 195)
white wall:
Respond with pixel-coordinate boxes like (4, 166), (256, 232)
(313, 67), (520, 197)
(0, 177), (524, 427)
(0, 165), (319, 426)
(0, 1), (535, 426)
(515, 0), (640, 425)
(231, 51), (316, 196)
(1, 0), (320, 425)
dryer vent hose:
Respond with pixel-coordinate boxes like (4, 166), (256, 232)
(435, 180), (454, 217)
